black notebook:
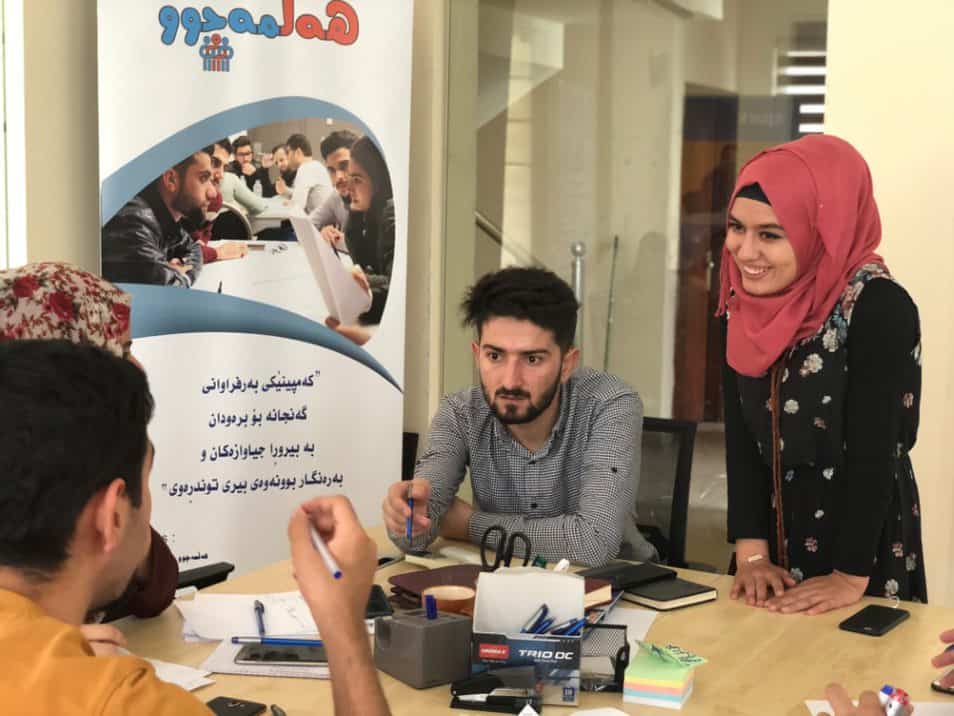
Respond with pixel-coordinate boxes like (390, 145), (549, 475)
(621, 577), (718, 611)
(577, 561), (677, 591)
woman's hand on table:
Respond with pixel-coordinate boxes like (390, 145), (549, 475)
(763, 570), (868, 615)
(731, 559), (796, 606)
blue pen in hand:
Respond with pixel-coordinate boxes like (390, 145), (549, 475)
(406, 484), (414, 546)
(254, 599), (266, 638)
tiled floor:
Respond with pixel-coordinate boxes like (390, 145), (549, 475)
(685, 424), (733, 572)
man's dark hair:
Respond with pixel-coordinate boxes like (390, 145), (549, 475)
(213, 137), (233, 155)
(233, 135), (253, 152)
(286, 133), (313, 157)
(461, 267), (579, 352)
(319, 129), (359, 161)
(0, 340), (154, 575)
(271, 143), (287, 155)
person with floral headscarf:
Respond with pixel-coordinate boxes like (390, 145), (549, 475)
(719, 135), (926, 616)
(0, 263), (178, 636)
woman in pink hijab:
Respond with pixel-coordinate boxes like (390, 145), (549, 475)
(0, 263), (178, 638)
(719, 135), (925, 615)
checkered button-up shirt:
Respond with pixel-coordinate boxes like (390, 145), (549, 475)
(391, 367), (644, 567)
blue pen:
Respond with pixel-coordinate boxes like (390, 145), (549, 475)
(232, 636), (324, 647)
(406, 495), (414, 541)
(533, 617), (555, 634)
(564, 617), (587, 636)
(254, 599), (266, 638)
(546, 618), (577, 635)
(521, 604), (549, 633)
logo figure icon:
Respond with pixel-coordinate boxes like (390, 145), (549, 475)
(199, 34), (234, 73)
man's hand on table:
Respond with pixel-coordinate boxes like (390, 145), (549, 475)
(819, 684), (885, 716)
(80, 623), (127, 656)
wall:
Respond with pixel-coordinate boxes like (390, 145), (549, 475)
(405, 0), (451, 441)
(23, 0), (99, 271)
(825, 0), (954, 606)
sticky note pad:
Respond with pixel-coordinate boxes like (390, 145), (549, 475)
(623, 642), (706, 710)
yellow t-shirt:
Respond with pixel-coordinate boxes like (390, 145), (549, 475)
(0, 589), (211, 715)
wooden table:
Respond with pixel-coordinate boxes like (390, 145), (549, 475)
(120, 530), (954, 715)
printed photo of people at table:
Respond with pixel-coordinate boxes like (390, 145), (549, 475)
(100, 117), (395, 346)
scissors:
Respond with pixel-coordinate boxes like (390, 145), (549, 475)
(480, 525), (532, 571)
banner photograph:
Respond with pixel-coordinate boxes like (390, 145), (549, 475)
(97, 0), (412, 574)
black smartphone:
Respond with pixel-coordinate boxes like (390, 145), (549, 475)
(931, 671), (954, 696)
(366, 584), (394, 618)
(206, 696), (267, 715)
(234, 643), (328, 666)
(838, 604), (910, 636)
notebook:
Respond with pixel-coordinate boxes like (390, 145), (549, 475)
(290, 216), (372, 325)
(577, 561), (677, 591)
(621, 577), (717, 611)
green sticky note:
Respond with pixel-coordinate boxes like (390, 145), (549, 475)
(625, 642), (706, 686)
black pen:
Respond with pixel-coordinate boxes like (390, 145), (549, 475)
(217, 280), (223, 294)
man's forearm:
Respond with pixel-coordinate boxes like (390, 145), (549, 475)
(467, 509), (620, 567)
(323, 619), (390, 716)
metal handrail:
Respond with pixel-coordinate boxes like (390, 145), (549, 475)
(474, 210), (544, 268)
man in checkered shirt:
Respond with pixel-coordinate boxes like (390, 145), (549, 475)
(384, 267), (656, 567)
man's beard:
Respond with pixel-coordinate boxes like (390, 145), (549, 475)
(482, 374), (561, 425)
(172, 190), (204, 217)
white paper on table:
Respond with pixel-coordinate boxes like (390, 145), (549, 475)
(805, 700), (954, 714)
(115, 648), (214, 692)
(569, 709), (630, 716)
(201, 637), (330, 680)
(175, 592), (319, 641)
(147, 658), (215, 692)
(602, 604), (658, 643)
(290, 216), (372, 324)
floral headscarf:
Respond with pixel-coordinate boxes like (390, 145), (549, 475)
(0, 263), (131, 357)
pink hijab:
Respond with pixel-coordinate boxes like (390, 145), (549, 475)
(717, 135), (884, 377)
(0, 262), (131, 357)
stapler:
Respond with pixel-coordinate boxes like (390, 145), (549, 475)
(449, 667), (543, 713)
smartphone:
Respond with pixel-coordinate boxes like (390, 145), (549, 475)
(932, 673), (954, 695)
(838, 604), (910, 636)
(234, 643), (328, 666)
(206, 696), (267, 715)
(366, 583), (394, 618)
(377, 554), (404, 570)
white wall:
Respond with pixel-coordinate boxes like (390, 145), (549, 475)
(826, 0), (954, 606)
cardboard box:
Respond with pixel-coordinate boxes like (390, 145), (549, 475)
(471, 568), (586, 706)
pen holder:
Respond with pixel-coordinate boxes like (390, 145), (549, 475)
(374, 609), (473, 689)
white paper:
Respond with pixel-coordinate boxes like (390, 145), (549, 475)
(603, 604), (658, 643)
(200, 637), (330, 679)
(175, 591), (319, 641)
(115, 648), (214, 692)
(290, 216), (372, 324)
(570, 709), (629, 716)
(147, 658), (215, 692)
(805, 700), (954, 715)
(517, 705), (541, 716)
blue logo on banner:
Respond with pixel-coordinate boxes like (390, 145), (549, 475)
(563, 686), (576, 701)
(199, 33), (234, 72)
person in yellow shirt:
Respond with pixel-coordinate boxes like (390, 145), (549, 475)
(0, 339), (389, 715)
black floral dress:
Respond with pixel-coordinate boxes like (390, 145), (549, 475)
(724, 264), (927, 602)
